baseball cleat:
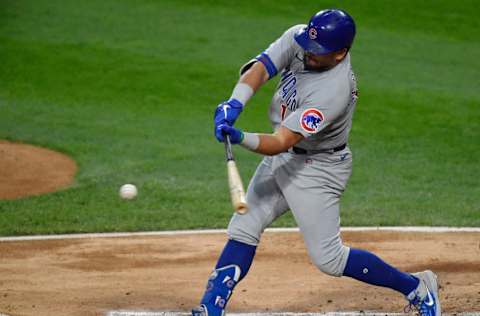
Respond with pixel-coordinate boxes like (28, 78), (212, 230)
(192, 304), (208, 316)
(405, 270), (441, 316)
(192, 264), (241, 316)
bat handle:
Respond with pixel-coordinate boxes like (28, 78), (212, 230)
(224, 134), (234, 161)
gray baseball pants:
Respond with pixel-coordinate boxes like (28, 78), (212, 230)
(228, 147), (352, 277)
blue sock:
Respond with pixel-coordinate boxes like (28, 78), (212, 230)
(343, 248), (419, 296)
(216, 239), (256, 281)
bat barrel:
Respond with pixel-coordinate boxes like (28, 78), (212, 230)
(227, 160), (248, 214)
(223, 134), (248, 215)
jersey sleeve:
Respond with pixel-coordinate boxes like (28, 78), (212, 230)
(281, 83), (350, 138)
(254, 25), (304, 79)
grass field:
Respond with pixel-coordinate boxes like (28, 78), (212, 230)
(1, 0), (479, 235)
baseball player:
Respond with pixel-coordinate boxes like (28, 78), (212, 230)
(193, 9), (441, 316)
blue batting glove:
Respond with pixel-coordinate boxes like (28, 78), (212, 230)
(215, 124), (244, 144)
(213, 98), (243, 127)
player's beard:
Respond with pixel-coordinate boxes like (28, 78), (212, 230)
(304, 62), (332, 72)
(297, 52), (336, 73)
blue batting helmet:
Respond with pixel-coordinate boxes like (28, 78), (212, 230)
(294, 9), (356, 55)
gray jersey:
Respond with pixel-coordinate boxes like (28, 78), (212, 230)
(228, 20), (360, 283)
(255, 25), (358, 151)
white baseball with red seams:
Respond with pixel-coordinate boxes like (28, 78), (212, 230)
(119, 184), (137, 200)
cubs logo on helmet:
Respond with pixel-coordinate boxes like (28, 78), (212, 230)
(300, 108), (324, 133)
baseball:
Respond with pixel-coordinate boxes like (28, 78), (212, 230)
(119, 184), (137, 200)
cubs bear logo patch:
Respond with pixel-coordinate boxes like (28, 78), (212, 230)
(300, 108), (324, 133)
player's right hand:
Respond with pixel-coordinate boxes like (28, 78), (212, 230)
(213, 98), (243, 127)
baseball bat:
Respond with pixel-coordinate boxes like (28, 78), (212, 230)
(224, 135), (248, 215)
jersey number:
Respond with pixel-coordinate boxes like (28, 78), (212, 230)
(280, 103), (287, 121)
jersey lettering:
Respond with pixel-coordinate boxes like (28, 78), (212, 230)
(280, 69), (294, 82)
(279, 70), (298, 111)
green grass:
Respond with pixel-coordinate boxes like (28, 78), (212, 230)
(1, 0), (479, 235)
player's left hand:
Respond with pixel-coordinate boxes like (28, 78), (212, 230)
(216, 124), (244, 144)
(214, 99), (243, 127)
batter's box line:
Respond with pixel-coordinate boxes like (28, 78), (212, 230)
(105, 311), (480, 316)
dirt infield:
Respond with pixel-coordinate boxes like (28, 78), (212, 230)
(0, 230), (479, 316)
(0, 140), (77, 199)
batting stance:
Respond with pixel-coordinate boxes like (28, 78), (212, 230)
(193, 9), (441, 316)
